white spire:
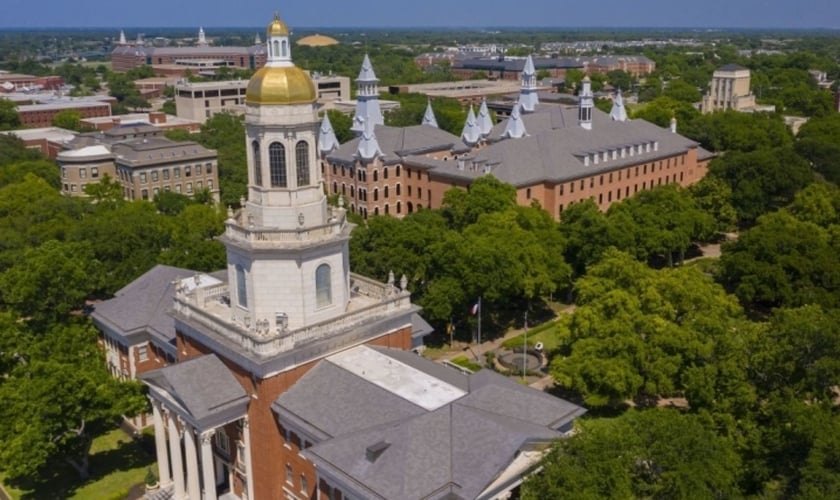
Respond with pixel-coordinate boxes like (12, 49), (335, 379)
(255, 33), (262, 45)
(118, 30), (127, 45)
(266, 13), (292, 68)
(670, 117), (678, 134)
(578, 76), (593, 130)
(356, 118), (383, 161)
(609, 88), (627, 122)
(502, 102), (528, 139)
(352, 54), (383, 133)
(519, 55), (539, 112)
(477, 98), (494, 137)
(197, 27), (207, 46)
(319, 113), (340, 153)
(421, 100), (438, 128)
(461, 106), (482, 146)
(357, 54), (378, 81)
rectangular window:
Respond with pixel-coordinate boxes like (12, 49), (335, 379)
(599, 175), (603, 186)
(151, 171), (159, 182)
(140, 172), (147, 183)
(301, 474), (309, 493)
(236, 264), (247, 307)
(197, 180), (202, 190)
(214, 431), (230, 455)
(80, 168), (87, 179)
(185, 166), (191, 177)
(91, 167), (99, 178)
(186, 182), (193, 194)
(175, 184), (182, 193)
(285, 464), (294, 484)
(208, 180), (213, 190)
(206, 162), (213, 174)
(138, 345), (148, 361)
(141, 189), (149, 200)
(163, 169), (170, 180)
(174, 167), (181, 179)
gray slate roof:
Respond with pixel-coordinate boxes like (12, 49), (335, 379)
(278, 346), (585, 500)
(90, 264), (197, 352)
(141, 354), (249, 428)
(328, 124), (471, 164)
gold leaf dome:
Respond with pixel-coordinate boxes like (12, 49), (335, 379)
(245, 65), (316, 105)
(267, 13), (289, 36)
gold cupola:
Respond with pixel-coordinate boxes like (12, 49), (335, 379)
(246, 12), (316, 105)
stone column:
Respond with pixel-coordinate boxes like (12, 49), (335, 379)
(200, 430), (217, 500)
(151, 400), (172, 487)
(183, 423), (201, 500)
(167, 412), (186, 500)
(242, 417), (255, 500)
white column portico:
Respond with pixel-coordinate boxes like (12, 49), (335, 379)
(167, 412), (186, 500)
(200, 430), (218, 500)
(183, 423), (201, 500)
(242, 417), (255, 500)
(151, 400), (172, 487)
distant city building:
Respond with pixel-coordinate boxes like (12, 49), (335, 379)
(81, 111), (201, 133)
(0, 126), (76, 159)
(174, 74), (350, 122)
(16, 98), (114, 128)
(111, 28), (267, 73)
(701, 64), (774, 114)
(296, 34), (339, 47)
(57, 123), (218, 201)
(387, 79), (524, 105)
(0, 72), (64, 93)
(445, 55), (655, 80)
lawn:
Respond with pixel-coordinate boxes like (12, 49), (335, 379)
(500, 319), (564, 353)
(1, 427), (155, 500)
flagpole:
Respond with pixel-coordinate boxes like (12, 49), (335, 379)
(477, 296), (482, 350)
(523, 310), (528, 380)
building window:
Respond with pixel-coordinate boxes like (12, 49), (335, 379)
(301, 474), (309, 493)
(163, 169), (170, 180)
(396, 165), (401, 177)
(185, 165), (191, 177)
(316, 264), (331, 308)
(151, 171), (159, 182)
(140, 172), (147, 183)
(206, 162), (213, 174)
(269, 142), (287, 187)
(175, 184), (181, 193)
(236, 264), (248, 307)
(153, 187), (159, 197)
(137, 344), (148, 361)
(384, 186), (389, 198)
(91, 167), (99, 178)
(383, 167), (388, 179)
(207, 180), (213, 190)
(197, 180), (202, 190)
(215, 430), (230, 455)
(373, 170), (378, 182)
(397, 201), (401, 214)
(80, 168), (87, 179)
(295, 140), (310, 186)
(396, 184), (401, 196)
(186, 182), (193, 194)
(252, 140), (262, 186)
(174, 167), (181, 179)
(285, 464), (294, 485)
(374, 188), (379, 202)
(526, 187), (531, 199)
(141, 189), (148, 200)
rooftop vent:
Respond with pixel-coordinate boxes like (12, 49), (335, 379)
(365, 441), (390, 463)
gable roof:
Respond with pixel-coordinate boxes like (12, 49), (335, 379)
(90, 264), (198, 352)
(328, 124), (470, 164)
(141, 354), (249, 428)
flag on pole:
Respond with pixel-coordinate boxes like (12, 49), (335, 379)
(470, 299), (480, 315)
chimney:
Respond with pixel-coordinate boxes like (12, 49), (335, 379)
(670, 117), (677, 134)
(149, 111), (166, 124)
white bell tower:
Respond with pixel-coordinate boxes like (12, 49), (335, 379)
(219, 12), (351, 334)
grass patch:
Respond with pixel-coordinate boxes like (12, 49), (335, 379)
(1, 427), (155, 500)
(501, 320), (563, 352)
(450, 355), (483, 372)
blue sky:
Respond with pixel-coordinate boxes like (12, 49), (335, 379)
(2, 0), (838, 29)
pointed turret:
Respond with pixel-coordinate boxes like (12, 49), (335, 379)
(351, 54), (384, 133)
(318, 113), (340, 153)
(421, 100), (438, 128)
(670, 117), (677, 134)
(609, 88), (627, 122)
(197, 27), (208, 47)
(461, 106), (482, 146)
(477, 98), (494, 137)
(578, 76), (593, 130)
(502, 102), (528, 139)
(118, 30), (127, 45)
(255, 33), (262, 45)
(519, 55), (540, 112)
(356, 118), (383, 161)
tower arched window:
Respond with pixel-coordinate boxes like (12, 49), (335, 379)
(384, 186), (389, 198)
(316, 264), (332, 308)
(396, 183), (401, 196)
(281, 40), (288, 57)
(373, 170), (378, 182)
(252, 140), (262, 186)
(272, 40), (279, 57)
(269, 142), (287, 187)
(373, 188), (378, 202)
(235, 264), (248, 308)
(295, 141), (310, 186)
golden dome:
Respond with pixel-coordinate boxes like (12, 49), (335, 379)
(246, 65), (316, 105)
(267, 13), (289, 36)
(296, 34), (339, 47)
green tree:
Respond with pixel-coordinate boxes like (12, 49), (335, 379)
(523, 409), (741, 500)
(0, 322), (146, 481)
(606, 69), (634, 91)
(795, 113), (840, 184)
(662, 79), (702, 103)
(197, 112), (247, 207)
(51, 109), (83, 131)
(326, 109), (353, 143)
(0, 159), (60, 189)
(0, 98), (21, 130)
